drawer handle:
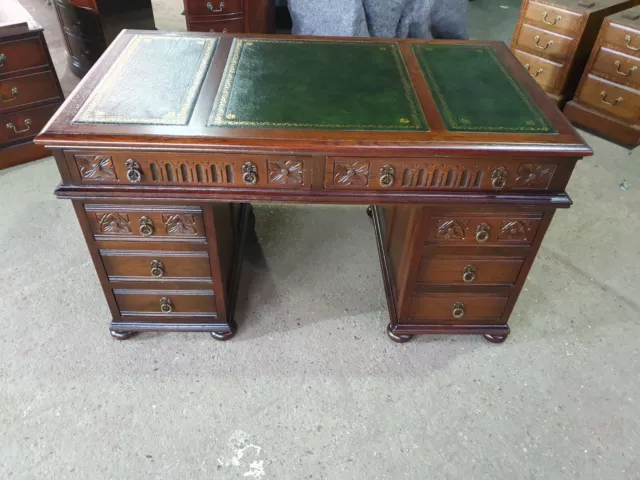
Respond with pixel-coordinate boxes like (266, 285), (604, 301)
(491, 167), (507, 191)
(614, 61), (637, 77)
(476, 223), (491, 243)
(207, 1), (224, 12)
(139, 216), (155, 237)
(600, 91), (623, 106)
(379, 165), (395, 188)
(210, 28), (228, 33)
(125, 159), (142, 183)
(452, 302), (465, 319)
(6, 118), (31, 134)
(462, 265), (476, 283)
(242, 161), (258, 185)
(1, 87), (18, 103)
(523, 64), (543, 77)
(150, 260), (165, 279)
(625, 34), (640, 52)
(541, 11), (561, 26)
(534, 35), (553, 50)
(0, 53), (5, 68)
(160, 297), (173, 314)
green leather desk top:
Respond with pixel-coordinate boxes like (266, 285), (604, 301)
(209, 39), (427, 131)
(37, 31), (590, 158)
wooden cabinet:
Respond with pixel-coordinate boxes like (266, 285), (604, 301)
(0, 0), (64, 170)
(53, 0), (156, 78)
(510, 0), (640, 107)
(564, 6), (640, 145)
(183, 0), (275, 34)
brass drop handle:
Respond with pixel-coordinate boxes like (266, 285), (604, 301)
(160, 297), (173, 314)
(614, 61), (637, 76)
(600, 91), (622, 106)
(462, 265), (476, 283)
(242, 161), (258, 185)
(6, 118), (31, 134)
(379, 165), (395, 188)
(476, 223), (491, 243)
(207, 1), (224, 12)
(150, 260), (165, 278)
(523, 64), (543, 77)
(1, 87), (18, 102)
(625, 34), (640, 52)
(210, 28), (228, 33)
(541, 11), (561, 25)
(125, 158), (142, 183)
(139, 216), (155, 237)
(491, 167), (507, 191)
(452, 302), (465, 319)
(0, 53), (5, 68)
(534, 35), (553, 50)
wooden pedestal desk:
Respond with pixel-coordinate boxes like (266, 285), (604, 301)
(35, 31), (592, 343)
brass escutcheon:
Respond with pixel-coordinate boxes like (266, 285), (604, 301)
(125, 158), (142, 183)
(242, 161), (258, 185)
(534, 35), (553, 50)
(524, 64), (544, 77)
(614, 60), (637, 76)
(150, 260), (165, 279)
(491, 167), (507, 191)
(1, 87), (18, 103)
(207, 1), (224, 12)
(139, 216), (155, 237)
(160, 297), (173, 314)
(600, 91), (622, 106)
(452, 302), (465, 319)
(379, 165), (395, 188)
(476, 223), (491, 243)
(541, 11), (561, 25)
(625, 34), (640, 51)
(6, 118), (31, 134)
(462, 265), (476, 283)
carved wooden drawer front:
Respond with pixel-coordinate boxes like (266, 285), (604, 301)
(578, 75), (640, 121)
(523, 1), (582, 35)
(101, 250), (212, 283)
(603, 23), (640, 55)
(591, 48), (640, 89)
(67, 152), (311, 189)
(84, 205), (206, 243)
(187, 17), (245, 33)
(327, 157), (560, 192)
(513, 49), (564, 91)
(516, 24), (574, 61)
(0, 71), (62, 113)
(113, 289), (217, 317)
(409, 293), (510, 324)
(422, 212), (544, 247)
(184, 0), (243, 17)
(0, 37), (48, 76)
(416, 255), (526, 286)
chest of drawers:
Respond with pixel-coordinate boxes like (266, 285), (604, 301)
(183, 0), (275, 34)
(564, 6), (640, 145)
(510, 0), (640, 107)
(35, 32), (590, 343)
(0, 0), (64, 170)
(54, 0), (156, 78)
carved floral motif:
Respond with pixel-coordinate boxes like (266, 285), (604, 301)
(515, 164), (556, 188)
(163, 214), (197, 235)
(267, 160), (303, 185)
(98, 213), (131, 234)
(435, 220), (468, 240)
(77, 155), (117, 181)
(334, 161), (370, 186)
(498, 221), (531, 241)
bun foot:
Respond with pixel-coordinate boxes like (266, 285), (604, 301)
(210, 325), (237, 341)
(110, 330), (136, 340)
(387, 324), (412, 343)
(483, 334), (508, 344)
(366, 205), (373, 218)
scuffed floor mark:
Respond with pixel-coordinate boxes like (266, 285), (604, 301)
(217, 430), (265, 478)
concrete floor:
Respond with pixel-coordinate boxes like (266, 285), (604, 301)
(2, 0), (639, 479)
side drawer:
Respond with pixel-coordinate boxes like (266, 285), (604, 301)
(66, 151), (312, 188)
(0, 37), (48, 76)
(416, 254), (526, 286)
(409, 293), (510, 324)
(513, 49), (564, 91)
(422, 211), (544, 247)
(326, 157), (562, 192)
(0, 71), (62, 113)
(522, 1), (582, 36)
(603, 22), (640, 55)
(578, 75), (640, 121)
(515, 24), (574, 62)
(113, 289), (217, 317)
(84, 204), (207, 243)
(185, 0), (243, 16)
(101, 249), (212, 283)
(187, 16), (245, 33)
(591, 47), (640, 90)
(2, 103), (61, 145)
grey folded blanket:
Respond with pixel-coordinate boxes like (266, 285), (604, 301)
(287, 0), (468, 39)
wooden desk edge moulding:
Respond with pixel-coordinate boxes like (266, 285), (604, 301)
(35, 30), (592, 344)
